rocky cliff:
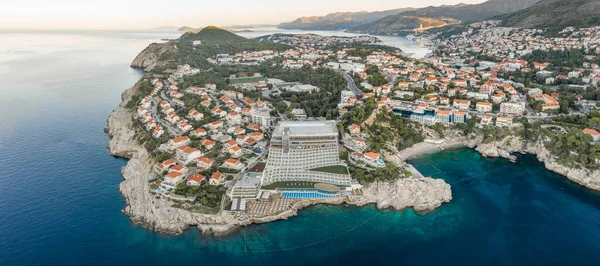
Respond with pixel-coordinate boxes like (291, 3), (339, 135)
(357, 177), (452, 212)
(107, 83), (240, 235)
(130, 43), (178, 72)
(468, 135), (600, 191)
(106, 81), (452, 236)
(240, 176), (452, 226)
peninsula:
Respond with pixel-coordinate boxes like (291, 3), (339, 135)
(106, 26), (452, 235)
(108, 22), (600, 236)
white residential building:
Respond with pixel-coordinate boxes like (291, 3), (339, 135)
(176, 146), (203, 165)
(250, 109), (271, 128)
(476, 102), (493, 113)
(500, 102), (525, 115)
(261, 121), (352, 187)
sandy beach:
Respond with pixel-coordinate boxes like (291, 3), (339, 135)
(399, 139), (466, 161)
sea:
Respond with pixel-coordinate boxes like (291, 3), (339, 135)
(1, 29), (600, 266)
(235, 26), (431, 58)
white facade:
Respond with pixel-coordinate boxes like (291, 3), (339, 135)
(250, 110), (271, 128)
(261, 121), (351, 187)
(500, 102), (525, 115)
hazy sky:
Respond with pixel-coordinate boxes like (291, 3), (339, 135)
(1, 0), (487, 30)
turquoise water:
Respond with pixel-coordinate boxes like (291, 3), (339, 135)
(2, 30), (600, 265)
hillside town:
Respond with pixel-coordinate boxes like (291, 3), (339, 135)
(129, 27), (600, 219)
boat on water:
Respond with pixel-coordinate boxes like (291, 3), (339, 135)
(405, 34), (419, 42)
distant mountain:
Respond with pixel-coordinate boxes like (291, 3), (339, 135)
(350, 16), (457, 35)
(179, 26), (248, 44)
(347, 0), (540, 35)
(500, 0), (600, 29)
(277, 8), (415, 30)
(178, 26), (200, 32)
(133, 26), (290, 71)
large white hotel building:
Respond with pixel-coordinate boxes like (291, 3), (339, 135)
(261, 120), (352, 187)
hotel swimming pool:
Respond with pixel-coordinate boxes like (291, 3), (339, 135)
(282, 191), (339, 199)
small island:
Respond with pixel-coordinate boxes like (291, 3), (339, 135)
(107, 25), (600, 236)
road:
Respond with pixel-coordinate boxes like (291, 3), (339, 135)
(150, 98), (181, 137)
(336, 70), (363, 97)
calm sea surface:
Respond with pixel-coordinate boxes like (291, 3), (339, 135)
(237, 26), (431, 58)
(1, 30), (600, 266)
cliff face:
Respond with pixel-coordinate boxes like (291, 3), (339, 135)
(130, 43), (178, 72)
(106, 78), (452, 236)
(469, 135), (600, 191)
(358, 177), (452, 212)
(106, 83), (239, 235)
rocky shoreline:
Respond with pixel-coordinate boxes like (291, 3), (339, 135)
(106, 82), (453, 236)
(468, 135), (600, 192)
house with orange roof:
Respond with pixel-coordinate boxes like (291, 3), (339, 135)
(210, 171), (223, 186)
(226, 112), (242, 125)
(495, 116), (513, 127)
(476, 102), (492, 113)
(534, 62), (550, 70)
(191, 128), (207, 138)
(453, 99), (470, 110)
(162, 171), (184, 189)
(168, 136), (190, 149)
(356, 152), (385, 168)
(152, 126), (164, 139)
(236, 135), (248, 145)
(480, 115), (493, 126)
(398, 81), (409, 89)
(177, 121), (192, 133)
(249, 132), (264, 141)
(247, 123), (261, 131)
(154, 159), (176, 174)
(339, 108), (348, 117)
(222, 158), (244, 171)
(187, 173), (206, 186)
(176, 146), (203, 165)
(584, 128), (600, 142)
(440, 97), (449, 105)
(227, 144), (243, 157)
(348, 124), (360, 135)
(200, 100), (211, 108)
(233, 127), (246, 136)
(225, 140), (238, 149)
(244, 138), (257, 147)
(425, 77), (438, 85)
(168, 164), (189, 175)
(352, 137), (366, 150)
(454, 79), (467, 87)
(200, 139), (215, 150)
(165, 112), (180, 124)
(196, 157), (214, 171)
(206, 120), (224, 130)
(188, 109), (204, 121)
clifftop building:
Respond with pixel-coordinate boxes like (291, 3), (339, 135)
(261, 121), (351, 187)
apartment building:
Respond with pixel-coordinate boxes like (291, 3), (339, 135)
(261, 121), (351, 187)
